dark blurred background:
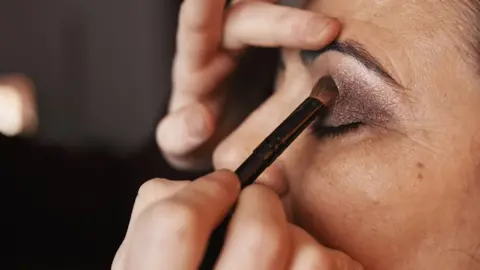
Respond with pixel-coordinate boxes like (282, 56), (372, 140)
(1, 0), (206, 268)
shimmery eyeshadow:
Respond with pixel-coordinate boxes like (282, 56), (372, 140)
(328, 59), (395, 126)
(310, 54), (405, 135)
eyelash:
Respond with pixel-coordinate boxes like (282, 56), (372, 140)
(311, 120), (363, 139)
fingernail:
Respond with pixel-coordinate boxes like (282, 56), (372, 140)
(213, 169), (241, 190)
(185, 106), (212, 140)
(305, 17), (336, 44)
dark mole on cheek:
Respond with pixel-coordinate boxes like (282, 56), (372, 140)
(416, 162), (425, 180)
(416, 162), (425, 169)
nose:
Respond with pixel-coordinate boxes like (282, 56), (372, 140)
(213, 94), (300, 197)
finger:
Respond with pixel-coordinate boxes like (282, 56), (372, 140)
(156, 101), (217, 169)
(171, 0), (339, 110)
(176, 0), (227, 70)
(288, 225), (364, 270)
(130, 179), (191, 224)
(224, 1), (340, 50)
(112, 179), (189, 270)
(125, 170), (240, 270)
(215, 184), (290, 270)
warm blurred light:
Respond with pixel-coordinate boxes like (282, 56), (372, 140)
(0, 74), (37, 137)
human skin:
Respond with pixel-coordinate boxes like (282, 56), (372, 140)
(114, 1), (364, 269)
(115, 0), (480, 269)
(213, 0), (480, 269)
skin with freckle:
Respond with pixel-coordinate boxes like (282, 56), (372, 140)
(212, 0), (480, 269)
(115, 0), (480, 269)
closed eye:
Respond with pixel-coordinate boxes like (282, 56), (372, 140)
(311, 119), (363, 139)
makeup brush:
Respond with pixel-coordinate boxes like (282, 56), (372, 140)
(236, 75), (338, 188)
(199, 76), (338, 269)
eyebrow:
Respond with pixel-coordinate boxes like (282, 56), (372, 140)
(299, 40), (400, 86)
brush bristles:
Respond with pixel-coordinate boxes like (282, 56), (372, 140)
(310, 76), (338, 106)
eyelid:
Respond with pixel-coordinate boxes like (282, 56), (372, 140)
(307, 51), (406, 129)
(300, 40), (402, 88)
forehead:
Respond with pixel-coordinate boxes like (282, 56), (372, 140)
(306, 0), (468, 49)
(304, 0), (472, 88)
(307, 0), (458, 24)
(306, 0), (464, 47)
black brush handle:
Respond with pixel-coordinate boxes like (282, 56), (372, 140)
(198, 97), (325, 269)
(199, 212), (232, 270)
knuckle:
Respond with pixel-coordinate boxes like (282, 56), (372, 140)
(137, 178), (169, 198)
(240, 218), (284, 256)
(301, 248), (334, 269)
(146, 200), (201, 241)
(179, 2), (209, 33)
(162, 155), (197, 171)
(160, 199), (201, 226)
(137, 178), (189, 207)
(156, 119), (173, 148)
(213, 140), (248, 171)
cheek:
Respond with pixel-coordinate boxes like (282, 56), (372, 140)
(284, 133), (451, 268)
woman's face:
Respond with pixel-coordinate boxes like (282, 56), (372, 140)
(213, 0), (480, 269)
